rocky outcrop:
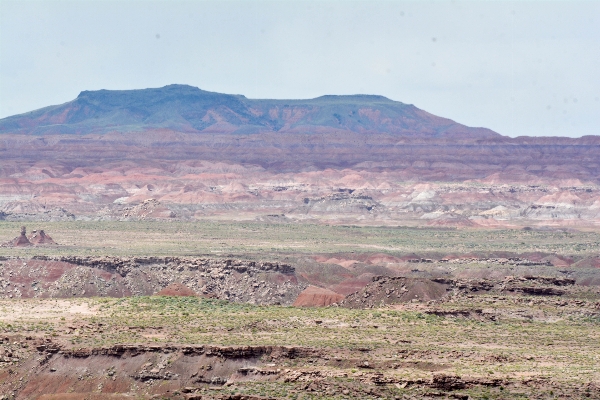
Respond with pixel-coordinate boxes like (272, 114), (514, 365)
(13, 226), (31, 247)
(341, 274), (598, 309)
(2, 226), (32, 247)
(434, 275), (576, 295)
(2, 227), (57, 247)
(121, 199), (175, 220)
(14, 342), (317, 400)
(0, 257), (305, 305)
(431, 374), (504, 391)
(341, 276), (450, 308)
(44, 343), (318, 360)
(28, 230), (55, 245)
(292, 286), (345, 307)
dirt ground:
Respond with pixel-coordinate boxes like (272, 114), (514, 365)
(0, 299), (97, 321)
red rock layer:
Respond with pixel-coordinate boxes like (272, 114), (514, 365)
(293, 286), (345, 307)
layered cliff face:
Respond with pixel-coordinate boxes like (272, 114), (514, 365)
(0, 85), (598, 225)
(0, 156), (598, 227)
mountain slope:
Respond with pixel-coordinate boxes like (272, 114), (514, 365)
(0, 84), (500, 138)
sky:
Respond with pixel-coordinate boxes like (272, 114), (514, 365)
(0, 1), (598, 138)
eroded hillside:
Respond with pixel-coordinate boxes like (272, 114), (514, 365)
(1, 159), (599, 227)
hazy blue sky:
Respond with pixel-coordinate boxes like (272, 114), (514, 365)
(1, 1), (598, 137)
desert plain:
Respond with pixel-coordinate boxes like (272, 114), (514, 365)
(0, 86), (598, 399)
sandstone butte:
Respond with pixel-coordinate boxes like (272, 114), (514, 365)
(29, 229), (56, 245)
(1, 227), (56, 247)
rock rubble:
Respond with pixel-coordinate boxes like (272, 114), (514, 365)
(0, 257), (306, 306)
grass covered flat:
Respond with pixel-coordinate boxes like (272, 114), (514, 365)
(0, 220), (599, 398)
(0, 295), (598, 399)
(1, 220), (599, 258)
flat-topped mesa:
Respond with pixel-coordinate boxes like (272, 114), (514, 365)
(0, 84), (501, 138)
(0, 256), (304, 304)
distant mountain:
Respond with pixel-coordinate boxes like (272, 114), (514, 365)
(0, 84), (500, 138)
(1, 85), (600, 224)
(0, 83), (598, 184)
